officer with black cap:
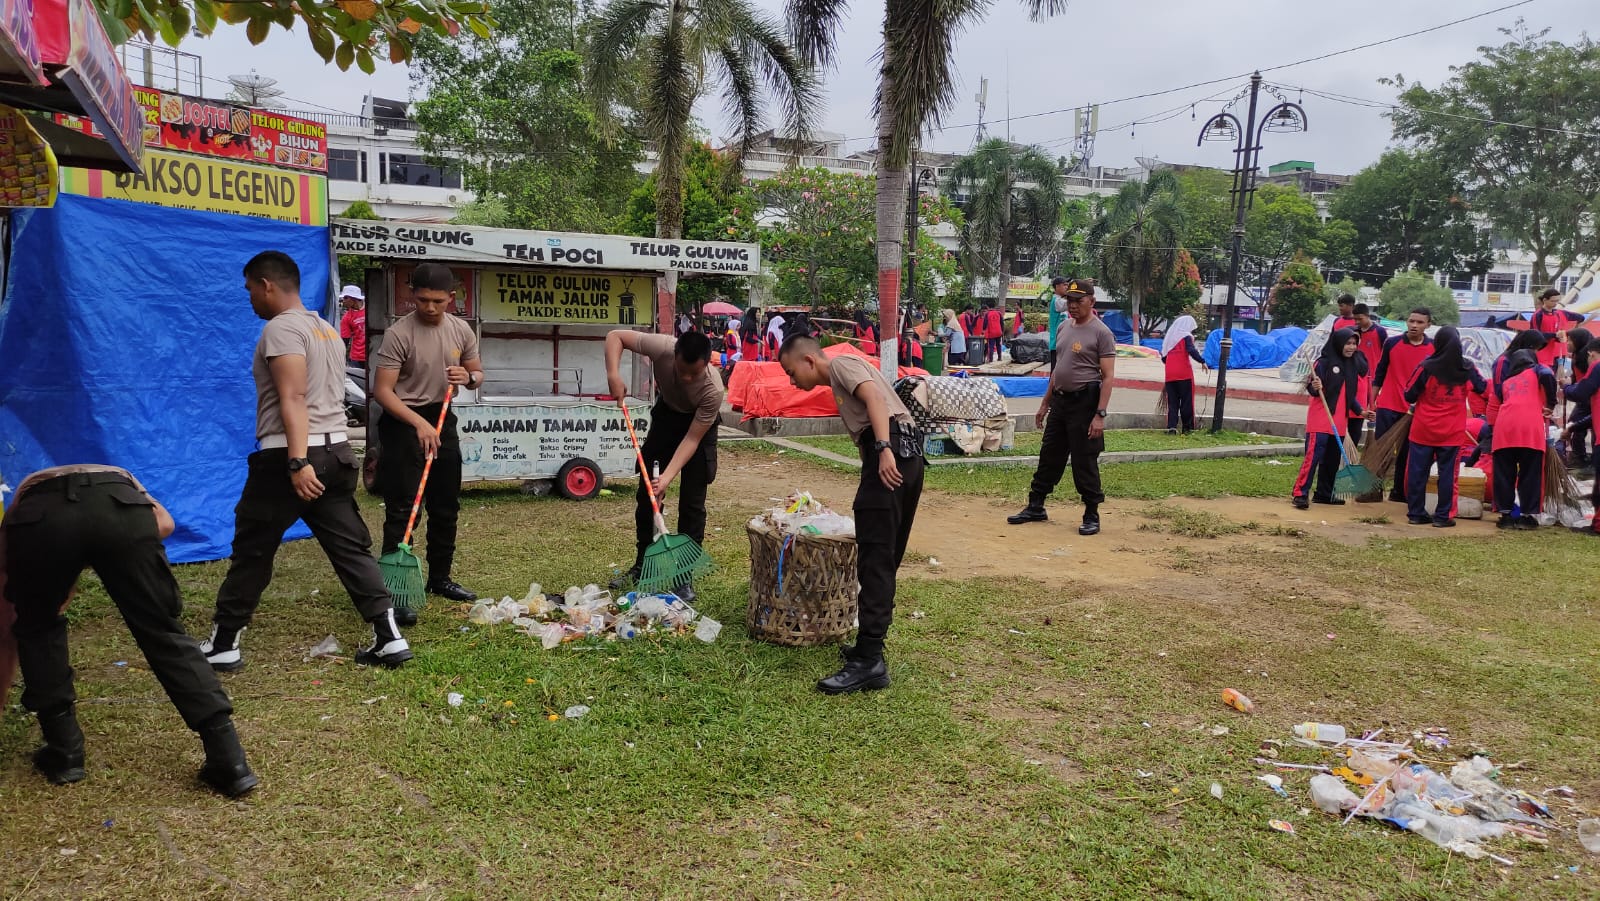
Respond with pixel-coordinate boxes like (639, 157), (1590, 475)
(1009, 277), (1116, 535)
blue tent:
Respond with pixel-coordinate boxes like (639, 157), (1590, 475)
(1099, 310), (1135, 344)
(1, 194), (331, 563)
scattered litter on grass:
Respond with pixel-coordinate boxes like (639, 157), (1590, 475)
(1210, 783), (1224, 800)
(910, 610), (927, 619)
(1259, 774), (1288, 797)
(465, 580), (718, 647)
(1007, 628), (1028, 636)
(362, 696), (386, 705)
(1257, 721), (1590, 865)
(1136, 770), (1154, 779)
(447, 693), (464, 707)
(59, 848), (76, 857)
(1269, 819), (1296, 835)
(113, 661), (127, 667)
(306, 635), (340, 660)
(1580, 819), (1600, 854)
(1208, 725), (1230, 737)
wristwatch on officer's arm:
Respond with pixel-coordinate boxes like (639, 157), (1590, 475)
(466, 370), (482, 390)
(1095, 409), (1108, 418)
(287, 457), (312, 473)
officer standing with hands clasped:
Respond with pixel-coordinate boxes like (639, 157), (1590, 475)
(604, 329), (723, 602)
(2, 466), (257, 796)
(1009, 277), (1117, 535)
(372, 262), (485, 618)
(203, 251), (412, 671)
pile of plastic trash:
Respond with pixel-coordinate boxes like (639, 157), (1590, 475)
(467, 582), (721, 648)
(749, 491), (855, 537)
(1257, 721), (1596, 865)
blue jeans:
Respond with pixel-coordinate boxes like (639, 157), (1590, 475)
(1406, 444), (1459, 522)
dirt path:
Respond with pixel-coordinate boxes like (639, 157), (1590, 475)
(713, 448), (1497, 595)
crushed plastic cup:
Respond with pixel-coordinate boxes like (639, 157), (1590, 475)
(1210, 782), (1224, 800)
(447, 692), (464, 707)
(564, 705), (590, 719)
(1309, 773), (1360, 815)
(307, 635), (340, 659)
(1579, 818), (1600, 855)
(694, 617), (722, 643)
(634, 596), (669, 622)
(539, 622), (565, 650)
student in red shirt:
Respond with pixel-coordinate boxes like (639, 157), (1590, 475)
(1160, 315), (1206, 433)
(1012, 303), (1025, 338)
(1293, 328), (1366, 509)
(1528, 287), (1578, 369)
(853, 311), (880, 356)
(1373, 307), (1434, 502)
(338, 285), (367, 364)
(739, 309), (763, 363)
(1492, 348), (1557, 529)
(897, 329), (924, 367)
(1332, 293), (1358, 331)
(981, 304), (1005, 363)
(1351, 303), (1386, 443)
(1402, 327), (1487, 527)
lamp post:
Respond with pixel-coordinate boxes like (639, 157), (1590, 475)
(905, 165), (937, 332)
(1197, 72), (1308, 432)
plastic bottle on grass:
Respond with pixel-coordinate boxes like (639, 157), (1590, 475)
(1220, 688), (1255, 713)
(1293, 722), (1347, 743)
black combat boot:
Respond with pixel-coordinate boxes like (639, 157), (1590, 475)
(1007, 496), (1049, 525)
(1078, 505), (1101, 536)
(33, 706), (86, 785)
(198, 720), (259, 798)
(817, 644), (890, 695)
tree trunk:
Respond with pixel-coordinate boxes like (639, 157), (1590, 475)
(1130, 285), (1142, 341)
(654, 114), (688, 336)
(876, 107), (906, 374)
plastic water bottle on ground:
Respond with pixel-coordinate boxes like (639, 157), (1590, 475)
(694, 617), (722, 643)
(615, 621), (638, 640)
(1220, 688), (1255, 713)
(1293, 722), (1347, 743)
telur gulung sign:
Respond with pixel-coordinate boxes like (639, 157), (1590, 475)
(331, 219), (762, 275)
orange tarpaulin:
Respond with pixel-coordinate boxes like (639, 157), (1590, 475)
(727, 342), (928, 420)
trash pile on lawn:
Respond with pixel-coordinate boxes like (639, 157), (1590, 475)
(748, 491), (855, 537)
(466, 582), (721, 647)
(1256, 721), (1598, 865)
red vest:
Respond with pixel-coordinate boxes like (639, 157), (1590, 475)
(1492, 368), (1547, 451)
(1164, 340), (1194, 382)
(1305, 360), (1351, 436)
(1407, 371), (1474, 447)
(1530, 309), (1566, 367)
(1378, 338), (1433, 413)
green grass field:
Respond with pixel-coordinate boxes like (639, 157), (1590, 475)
(3, 449), (1596, 899)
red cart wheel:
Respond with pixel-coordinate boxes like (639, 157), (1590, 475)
(556, 457), (603, 500)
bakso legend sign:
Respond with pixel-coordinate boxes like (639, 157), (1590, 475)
(478, 269), (653, 326)
(331, 219), (760, 274)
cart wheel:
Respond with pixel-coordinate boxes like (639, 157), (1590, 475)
(556, 458), (603, 500)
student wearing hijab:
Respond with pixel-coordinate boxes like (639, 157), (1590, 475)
(1560, 329), (1595, 470)
(853, 311), (880, 356)
(1159, 315), (1207, 434)
(740, 309), (763, 362)
(1292, 328), (1367, 509)
(1402, 327), (1488, 527)
(1486, 330), (1550, 426)
(1491, 349), (1558, 529)
(937, 309), (967, 367)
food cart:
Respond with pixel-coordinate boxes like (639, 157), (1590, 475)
(331, 220), (761, 498)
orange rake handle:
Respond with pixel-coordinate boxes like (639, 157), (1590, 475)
(620, 400), (667, 532)
(401, 385), (454, 547)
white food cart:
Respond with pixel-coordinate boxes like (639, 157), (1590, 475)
(332, 220), (760, 498)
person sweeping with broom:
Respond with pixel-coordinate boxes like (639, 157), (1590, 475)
(1372, 308), (1434, 504)
(1400, 327), (1486, 528)
(778, 334), (924, 694)
(1292, 328), (1372, 509)
(204, 252), (411, 671)
(605, 329), (723, 603)
(372, 263), (485, 624)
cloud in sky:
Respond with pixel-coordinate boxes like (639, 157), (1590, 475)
(182, 0), (1588, 176)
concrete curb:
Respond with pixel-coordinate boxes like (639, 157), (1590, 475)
(760, 437), (1297, 468)
(725, 410), (1305, 440)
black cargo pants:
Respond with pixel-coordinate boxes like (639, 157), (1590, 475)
(633, 402), (718, 570)
(3, 473), (233, 731)
(1026, 385), (1106, 507)
(853, 424), (925, 659)
(378, 403), (463, 579)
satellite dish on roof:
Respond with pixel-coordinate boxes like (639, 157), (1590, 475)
(227, 70), (285, 107)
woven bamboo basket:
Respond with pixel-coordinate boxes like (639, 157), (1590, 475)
(746, 522), (858, 647)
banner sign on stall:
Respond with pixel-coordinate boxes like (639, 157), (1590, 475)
(34, 0), (142, 171)
(456, 403), (651, 484)
(55, 86), (328, 173)
(0, 103), (58, 207)
(0, 0), (47, 86)
(61, 148), (328, 224)
(332, 219), (761, 275)
(478, 268), (652, 326)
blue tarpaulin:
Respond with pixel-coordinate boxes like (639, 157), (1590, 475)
(0, 194), (331, 563)
(988, 376), (1049, 398)
(1203, 326), (1306, 370)
(1099, 310), (1135, 344)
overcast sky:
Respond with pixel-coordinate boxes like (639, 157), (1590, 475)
(179, 0), (1588, 176)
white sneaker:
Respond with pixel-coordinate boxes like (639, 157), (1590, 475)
(200, 626), (245, 672)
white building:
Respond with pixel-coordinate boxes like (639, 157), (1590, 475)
(283, 96), (473, 222)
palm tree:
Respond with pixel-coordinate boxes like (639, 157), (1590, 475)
(946, 139), (1065, 301)
(787, 0), (1067, 370)
(1088, 169), (1185, 339)
(590, 0), (819, 331)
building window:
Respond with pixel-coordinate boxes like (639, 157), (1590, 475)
(385, 153), (462, 189)
(1447, 272), (1475, 291)
(1485, 272), (1517, 293)
(328, 148), (363, 182)
(1560, 275), (1578, 293)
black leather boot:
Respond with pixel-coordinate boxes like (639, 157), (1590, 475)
(198, 720), (260, 798)
(33, 706), (86, 785)
(817, 651), (890, 695)
(1078, 506), (1101, 536)
(1007, 498), (1048, 524)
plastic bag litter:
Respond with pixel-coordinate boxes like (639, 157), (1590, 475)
(1309, 774), (1360, 814)
(306, 635), (340, 659)
(469, 597), (529, 625)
